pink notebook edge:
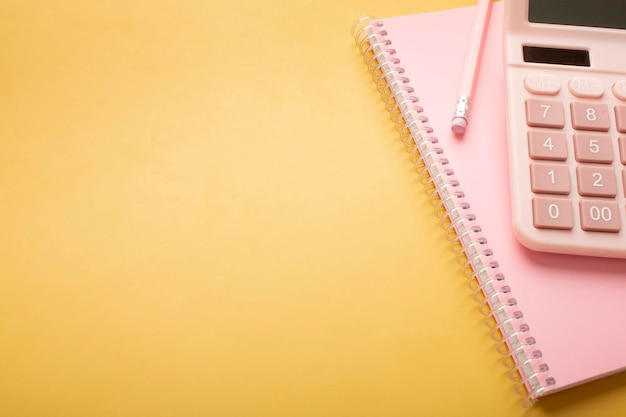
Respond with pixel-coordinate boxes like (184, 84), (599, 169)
(352, 1), (626, 407)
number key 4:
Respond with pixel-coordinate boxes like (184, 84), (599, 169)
(528, 131), (568, 161)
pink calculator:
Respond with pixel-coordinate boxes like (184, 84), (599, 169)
(503, 0), (626, 258)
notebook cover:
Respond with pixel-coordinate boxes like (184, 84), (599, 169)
(369, 1), (626, 399)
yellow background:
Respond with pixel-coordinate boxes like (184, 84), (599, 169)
(2, 1), (626, 416)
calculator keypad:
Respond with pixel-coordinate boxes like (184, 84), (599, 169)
(524, 74), (626, 235)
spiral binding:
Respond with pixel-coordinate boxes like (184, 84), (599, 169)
(351, 16), (557, 407)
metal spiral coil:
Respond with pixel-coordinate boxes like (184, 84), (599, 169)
(352, 16), (553, 407)
(472, 273), (498, 302)
(390, 94), (420, 119)
(433, 186), (462, 222)
(504, 338), (536, 368)
(484, 300), (514, 329)
(478, 286), (511, 316)
(470, 266), (502, 301)
(453, 232), (485, 257)
(450, 224), (482, 255)
(442, 204), (470, 235)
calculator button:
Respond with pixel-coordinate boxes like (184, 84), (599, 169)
(619, 137), (626, 165)
(615, 106), (626, 133)
(576, 166), (618, 197)
(569, 78), (604, 98)
(570, 102), (610, 132)
(530, 163), (571, 195)
(532, 197), (574, 230)
(573, 133), (614, 163)
(579, 200), (621, 232)
(623, 170), (626, 197)
(525, 74), (561, 95)
(526, 99), (565, 128)
(528, 131), (567, 161)
(613, 81), (626, 101)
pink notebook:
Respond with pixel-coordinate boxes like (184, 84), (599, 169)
(353, 1), (626, 406)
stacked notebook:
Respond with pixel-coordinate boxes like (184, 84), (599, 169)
(352, 1), (626, 406)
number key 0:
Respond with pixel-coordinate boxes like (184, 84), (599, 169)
(532, 197), (574, 230)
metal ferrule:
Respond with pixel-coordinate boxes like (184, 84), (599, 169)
(454, 95), (471, 119)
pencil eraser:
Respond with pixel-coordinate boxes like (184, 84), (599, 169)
(451, 117), (467, 135)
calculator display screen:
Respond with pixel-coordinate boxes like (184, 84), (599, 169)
(529, 0), (626, 30)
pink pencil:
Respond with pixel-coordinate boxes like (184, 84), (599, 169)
(451, 0), (493, 135)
